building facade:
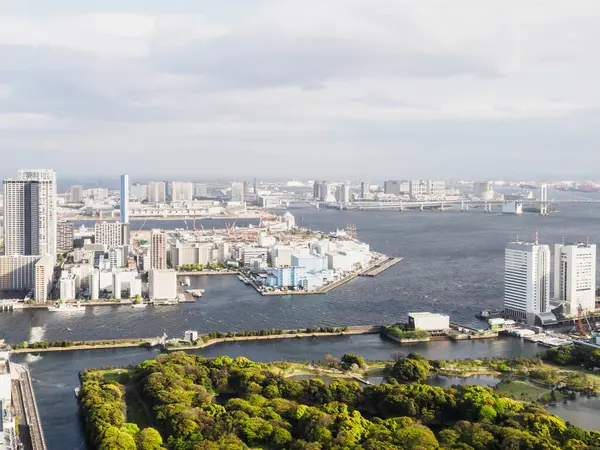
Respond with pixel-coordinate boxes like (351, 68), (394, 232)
(151, 229), (168, 269)
(57, 222), (74, 252)
(3, 169), (57, 259)
(170, 182), (194, 202)
(120, 174), (129, 224)
(554, 243), (596, 314)
(504, 241), (551, 322)
(59, 273), (77, 300)
(384, 180), (401, 196)
(94, 222), (125, 248)
(230, 182), (245, 203)
(69, 185), (84, 203)
(148, 181), (166, 203)
(149, 269), (177, 299)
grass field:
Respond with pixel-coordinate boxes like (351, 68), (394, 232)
(496, 380), (549, 399)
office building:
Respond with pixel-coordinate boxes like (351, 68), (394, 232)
(148, 181), (166, 203)
(170, 181), (193, 202)
(230, 182), (245, 203)
(95, 222), (126, 248)
(120, 174), (129, 224)
(69, 185), (84, 203)
(3, 169), (57, 258)
(194, 183), (208, 198)
(313, 181), (321, 199)
(384, 180), (401, 196)
(113, 272), (123, 299)
(57, 222), (74, 252)
(84, 188), (109, 200)
(170, 241), (212, 267)
(90, 269), (100, 300)
(474, 181), (494, 201)
(554, 243), (596, 314)
(130, 182), (148, 199)
(266, 267), (307, 288)
(149, 269), (177, 300)
(336, 184), (351, 203)
(34, 255), (54, 302)
(504, 241), (551, 322)
(59, 273), (77, 300)
(0, 255), (38, 292)
(241, 246), (268, 266)
(360, 180), (370, 199)
(151, 229), (168, 270)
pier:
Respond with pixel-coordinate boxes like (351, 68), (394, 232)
(11, 362), (47, 450)
(359, 257), (403, 277)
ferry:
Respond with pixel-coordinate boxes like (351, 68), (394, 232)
(47, 302), (85, 313)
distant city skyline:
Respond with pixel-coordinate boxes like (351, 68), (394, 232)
(1, 1), (600, 178)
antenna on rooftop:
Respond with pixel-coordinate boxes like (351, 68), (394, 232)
(561, 236), (565, 245)
(535, 230), (539, 245)
(587, 236), (590, 246)
(516, 233), (519, 243)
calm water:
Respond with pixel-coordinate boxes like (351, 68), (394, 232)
(4, 199), (600, 448)
(10, 334), (541, 450)
(5, 203), (600, 344)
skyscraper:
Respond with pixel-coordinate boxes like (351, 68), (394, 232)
(230, 182), (245, 203)
(3, 169), (57, 258)
(69, 185), (84, 203)
(360, 180), (370, 199)
(120, 174), (129, 224)
(148, 181), (166, 203)
(151, 229), (167, 270)
(504, 240), (551, 322)
(170, 182), (193, 202)
(554, 243), (596, 314)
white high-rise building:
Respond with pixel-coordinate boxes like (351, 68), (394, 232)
(3, 169), (57, 259)
(230, 182), (245, 203)
(59, 273), (77, 300)
(148, 181), (166, 203)
(170, 182), (193, 202)
(504, 241), (551, 322)
(554, 243), (596, 315)
(336, 184), (351, 203)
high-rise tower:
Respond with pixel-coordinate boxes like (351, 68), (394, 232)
(120, 174), (129, 224)
(3, 169), (57, 258)
(554, 243), (596, 314)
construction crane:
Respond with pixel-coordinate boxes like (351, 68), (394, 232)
(577, 304), (591, 338)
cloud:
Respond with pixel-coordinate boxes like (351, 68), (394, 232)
(0, 0), (600, 178)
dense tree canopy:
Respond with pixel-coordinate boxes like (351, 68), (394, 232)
(78, 352), (600, 450)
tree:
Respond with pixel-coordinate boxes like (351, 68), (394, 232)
(390, 358), (430, 382)
(137, 427), (163, 450)
(393, 425), (439, 449)
(341, 353), (366, 371)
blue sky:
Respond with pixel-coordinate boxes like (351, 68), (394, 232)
(0, 0), (599, 180)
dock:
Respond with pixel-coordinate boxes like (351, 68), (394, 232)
(359, 257), (403, 277)
(11, 362), (47, 450)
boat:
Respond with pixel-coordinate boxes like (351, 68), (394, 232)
(74, 387), (80, 398)
(475, 310), (491, 320)
(47, 302), (85, 313)
(131, 303), (148, 309)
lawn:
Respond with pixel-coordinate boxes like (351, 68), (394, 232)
(125, 384), (154, 429)
(496, 380), (549, 399)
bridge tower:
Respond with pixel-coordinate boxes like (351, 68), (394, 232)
(539, 184), (548, 215)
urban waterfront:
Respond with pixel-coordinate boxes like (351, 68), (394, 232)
(4, 202), (600, 448)
(4, 203), (600, 344)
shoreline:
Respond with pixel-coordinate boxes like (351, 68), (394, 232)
(64, 215), (269, 222)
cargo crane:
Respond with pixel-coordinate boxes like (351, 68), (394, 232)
(577, 304), (592, 338)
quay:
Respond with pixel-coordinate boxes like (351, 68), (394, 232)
(177, 270), (238, 276)
(359, 257), (403, 277)
(166, 325), (382, 351)
(11, 362), (47, 450)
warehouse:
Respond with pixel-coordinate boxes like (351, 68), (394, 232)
(408, 312), (450, 331)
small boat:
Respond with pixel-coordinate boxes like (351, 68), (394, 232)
(74, 387), (80, 398)
(131, 303), (148, 309)
(47, 302), (85, 313)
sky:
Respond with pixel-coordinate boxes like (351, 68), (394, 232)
(0, 0), (599, 180)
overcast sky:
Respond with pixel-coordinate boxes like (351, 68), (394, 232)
(0, 0), (599, 180)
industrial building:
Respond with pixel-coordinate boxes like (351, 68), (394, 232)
(408, 312), (450, 331)
(504, 240), (551, 323)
